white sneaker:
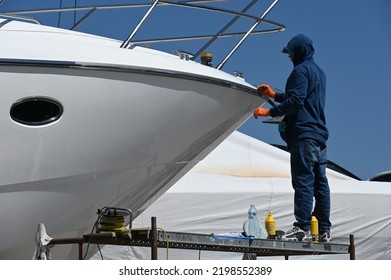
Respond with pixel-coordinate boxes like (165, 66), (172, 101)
(319, 231), (331, 242)
(282, 226), (311, 241)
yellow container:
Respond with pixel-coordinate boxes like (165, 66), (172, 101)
(201, 52), (213, 66)
(310, 215), (319, 242)
(265, 212), (276, 237)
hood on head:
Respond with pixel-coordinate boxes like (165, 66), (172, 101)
(282, 34), (315, 66)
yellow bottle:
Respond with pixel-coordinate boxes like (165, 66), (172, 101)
(265, 212), (276, 238)
(310, 214), (319, 242)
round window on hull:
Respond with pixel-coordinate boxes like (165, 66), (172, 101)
(10, 97), (63, 126)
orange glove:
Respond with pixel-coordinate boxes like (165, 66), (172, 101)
(253, 107), (270, 119)
(257, 84), (275, 99)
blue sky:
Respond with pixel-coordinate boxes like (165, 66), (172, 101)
(1, 0), (390, 180)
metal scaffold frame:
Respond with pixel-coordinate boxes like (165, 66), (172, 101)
(47, 217), (355, 260)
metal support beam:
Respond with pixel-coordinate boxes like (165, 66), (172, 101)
(349, 234), (356, 260)
(151, 216), (158, 260)
(46, 218), (353, 260)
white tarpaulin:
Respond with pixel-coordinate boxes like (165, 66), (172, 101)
(91, 131), (391, 260)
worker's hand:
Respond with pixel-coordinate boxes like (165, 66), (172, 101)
(257, 84), (275, 99)
(253, 107), (270, 119)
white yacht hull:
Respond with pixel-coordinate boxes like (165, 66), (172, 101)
(0, 59), (264, 258)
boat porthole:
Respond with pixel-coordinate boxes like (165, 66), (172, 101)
(10, 97), (63, 126)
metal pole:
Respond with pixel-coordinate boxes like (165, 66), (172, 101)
(120, 0), (159, 49)
(192, 0), (259, 60)
(151, 216), (158, 260)
(349, 234), (355, 260)
(216, 0), (280, 70)
(0, 1), (232, 16)
(78, 241), (83, 260)
(71, 7), (96, 30)
(131, 28), (282, 44)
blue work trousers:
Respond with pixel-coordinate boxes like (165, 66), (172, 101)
(290, 138), (331, 233)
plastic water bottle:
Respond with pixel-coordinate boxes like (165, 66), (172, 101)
(243, 204), (267, 238)
(247, 204), (260, 238)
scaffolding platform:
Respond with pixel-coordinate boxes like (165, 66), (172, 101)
(158, 231), (350, 258)
(47, 217), (355, 260)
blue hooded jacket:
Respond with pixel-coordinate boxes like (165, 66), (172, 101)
(269, 34), (328, 147)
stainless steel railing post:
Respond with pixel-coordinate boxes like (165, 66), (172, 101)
(192, 0), (259, 60)
(120, 0), (160, 49)
(71, 7), (96, 30)
(216, 0), (281, 70)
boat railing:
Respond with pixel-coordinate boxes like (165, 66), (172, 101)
(0, 0), (285, 70)
(0, 13), (41, 25)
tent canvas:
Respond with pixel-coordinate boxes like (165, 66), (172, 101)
(91, 131), (391, 260)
